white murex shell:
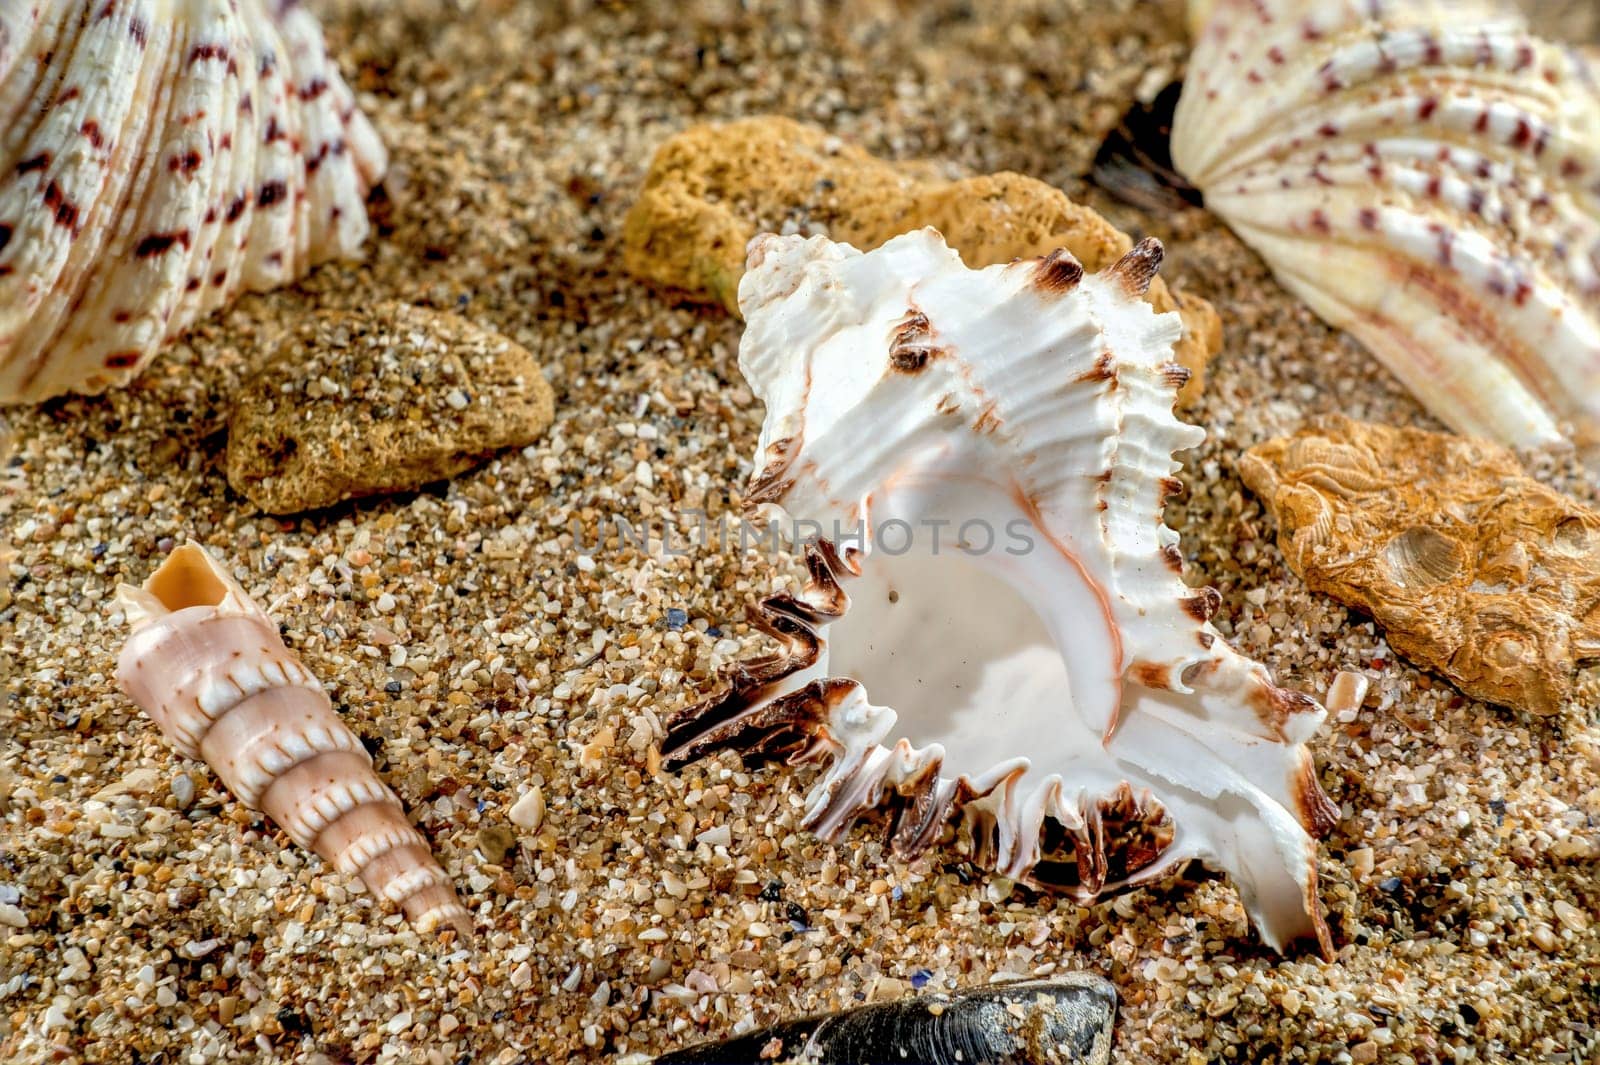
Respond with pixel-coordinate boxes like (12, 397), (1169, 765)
(1173, 0), (1600, 452)
(0, 0), (387, 403)
(660, 229), (1339, 955)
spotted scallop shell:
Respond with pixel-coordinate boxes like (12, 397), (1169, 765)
(0, 0), (386, 403)
(660, 229), (1338, 955)
(1173, 0), (1600, 452)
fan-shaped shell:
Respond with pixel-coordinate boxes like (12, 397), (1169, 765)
(661, 229), (1337, 955)
(1173, 0), (1600, 452)
(0, 0), (386, 403)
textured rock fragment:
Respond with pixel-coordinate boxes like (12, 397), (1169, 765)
(1241, 415), (1600, 716)
(0, 0), (387, 403)
(655, 975), (1116, 1065)
(622, 116), (1219, 404)
(226, 301), (554, 513)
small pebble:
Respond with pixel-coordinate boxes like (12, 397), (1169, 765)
(1552, 900), (1588, 932)
(477, 825), (516, 865)
(169, 772), (195, 809)
(509, 785), (545, 831)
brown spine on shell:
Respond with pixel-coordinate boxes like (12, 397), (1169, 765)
(1106, 238), (1164, 297)
(658, 540), (1186, 904)
(115, 545), (470, 938)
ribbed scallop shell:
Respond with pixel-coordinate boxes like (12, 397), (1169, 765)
(0, 0), (386, 403)
(1173, 0), (1600, 452)
(115, 544), (468, 936)
(661, 229), (1337, 955)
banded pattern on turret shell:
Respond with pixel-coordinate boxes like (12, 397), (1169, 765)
(115, 544), (469, 936)
(1174, 0), (1600, 452)
(0, 0), (386, 403)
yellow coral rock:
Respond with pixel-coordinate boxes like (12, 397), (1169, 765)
(623, 117), (1218, 404)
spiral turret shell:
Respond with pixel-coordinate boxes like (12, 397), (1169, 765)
(115, 543), (469, 937)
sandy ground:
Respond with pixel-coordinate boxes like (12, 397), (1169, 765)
(2, 1), (1597, 1062)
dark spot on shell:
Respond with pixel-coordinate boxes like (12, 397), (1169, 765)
(1132, 661), (1176, 690)
(744, 436), (800, 509)
(1181, 588), (1222, 622)
(134, 230), (190, 258)
(1033, 249), (1084, 293)
(42, 181), (78, 230)
(298, 78), (328, 101)
(1077, 350), (1116, 383)
(1358, 207), (1379, 231)
(81, 120), (104, 148)
(257, 180), (287, 208)
(1106, 238), (1163, 297)
(103, 351), (142, 369)
(169, 150), (203, 174)
(887, 308), (941, 373)
(16, 152), (50, 175)
(189, 43), (229, 64)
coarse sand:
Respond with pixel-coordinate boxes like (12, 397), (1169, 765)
(2, 2), (1596, 1062)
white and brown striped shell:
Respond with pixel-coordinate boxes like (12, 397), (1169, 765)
(115, 544), (469, 936)
(660, 229), (1338, 955)
(0, 0), (386, 403)
(1174, 0), (1600, 452)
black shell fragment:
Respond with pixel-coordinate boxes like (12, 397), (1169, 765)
(1091, 80), (1202, 213)
(654, 975), (1116, 1065)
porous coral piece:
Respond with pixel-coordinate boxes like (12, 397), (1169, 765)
(116, 544), (470, 935)
(226, 301), (554, 514)
(622, 116), (1219, 404)
(1241, 414), (1600, 716)
(0, 0), (387, 403)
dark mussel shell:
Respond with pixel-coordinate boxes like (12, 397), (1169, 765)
(1091, 80), (1202, 213)
(655, 974), (1116, 1065)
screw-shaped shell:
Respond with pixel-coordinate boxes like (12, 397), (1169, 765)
(115, 544), (469, 937)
